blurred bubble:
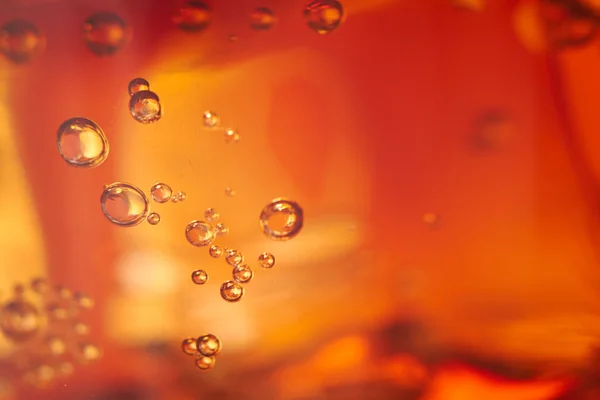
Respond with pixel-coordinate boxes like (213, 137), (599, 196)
(225, 249), (243, 266)
(73, 321), (90, 335)
(209, 245), (223, 258)
(224, 187), (236, 197)
(215, 222), (229, 236)
(220, 280), (244, 302)
(196, 334), (221, 356)
(78, 343), (102, 362)
(181, 337), (197, 355)
(0, 19), (45, 63)
(251, 7), (276, 30)
(57, 117), (109, 168)
(173, 1), (211, 32)
(228, 34), (238, 42)
(100, 182), (149, 227)
(195, 354), (216, 370)
(13, 284), (25, 297)
(202, 111), (220, 128)
(47, 337), (66, 355)
(185, 220), (216, 247)
(204, 208), (219, 221)
(55, 285), (73, 299)
(0, 299), (40, 341)
(56, 362), (74, 377)
(259, 198), (304, 241)
(304, 0), (345, 34)
(232, 264), (254, 284)
(74, 292), (95, 309)
(258, 252), (275, 269)
(147, 212), (161, 225)
(83, 12), (128, 56)
(191, 269), (208, 285)
(128, 77), (150, 96)
(46, 303), (69, 320)
(30, 277), (49, 294)
(452, 0), (486, 11)
(129, 91), (162, 124)
(224, 128), (240, 144)
(174, 191), (187, 202)
(422, 212), (440, 228)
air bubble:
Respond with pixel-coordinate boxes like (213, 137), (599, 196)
(209, 245), (223, 258)
(215, 223), (228, 236)
(30, 278), (49, 294)
(196, 334), (221, 356)
(73, 321), (90, 335)
(79, 343), (101, 362)
(232, 264), (253, 284)
(195, 354), (216, 370)
(259, 198), (304, 241)
(129, 91), (162, 124)
(173, 1), (211, 32)
(204, 208), (219, 221)
(147, 212), (161, 225)
(225, 187), (236, 197)
(47, 337), (66, 355)
(251, 7), (276, 30)
(422, 212), (440, 228)
(202, 111), (220, 128)
(173, 191), (187, 202)
(57, 117), (109, 168)
(181, 337), (197, 355)
(224, 128), (240, 144)
(0, 19), (45, 63)
(0, 299), (40, 341)
(83, 12), (128, 56)
(100, 182), (149, 227)
(74, 292), (94, 309)
(304, 0), (345, 34)
(185, 221), (216, 247)
(128, 78), (150, 96)
(191, 270), (208, 285)
(225, 249), (243, 266)
(258, 252), (275, 269)
(220, 280), (244, 302)
(150, 183), (173, 203)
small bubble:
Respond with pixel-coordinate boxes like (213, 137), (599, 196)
(147, 212), (161, 225)
(224, 187), (236, 197)
(224, 128), (240, 144)
(473, 111), (513, 150)
(191, 269), (208, 285)
(13, 284), (25, 297)
(204, 208), (219, 221)
(0, 20), (45, 63)
(215, 223), (229, 236)
(225, 249), (243, 266)
(47, 337), (66, 355)
(181, 337), (197, 355)
(46, 303), (69, 320)
(100, 182), (149, 227)
(128, 77), (150, 96)
(30, 277), (49, 294)
(258, 252), (275, 269)
(173, 1), (211, 32)
(129, 91), (162, 124)
(55, 285), (73, 299)
(185, 220), (216, 247)
(304, 0), (345, 34)
(232, 264), (253, 284)
(228, 34), (238, 42)
(220, 280), (244, 302)
(57, 117), (109, 168)
(422, 212), (440, 228)
(173, 191), (187, 202)
(196, 334), (221, 356)
(195, 354), (216, 370)
(452, 0), (485, 11)
(56, 362), (74, 377)
(83, 12), (128, 56)
(150, 183), (173, 203)
(0, 300), (40, 341)
(209, 245), (223, 258)
(251, 7), (276, 30)
(259, 198), (304, 241)
(78, 343), (102, 362)
(202, 110), (220, 128)
(74, 292), (95, 309)
(73, 321), (90, 335)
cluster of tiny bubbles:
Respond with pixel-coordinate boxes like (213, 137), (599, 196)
(83, 12), (128, 56)
(191, 269), (208, 285)
(215, 222), (229, 237)
(224, 187), (236, 197)
(147, 212), (161, 225)
(232, 264), (253, 284)
(100, 182), (150, 227)
(225, 249), (244, 267)
(0, 19), (45, 63)
(209, 244), (223, 258)
(202, 110), (220, 128)
(172, 191), (187, 203)
(224, 128), (240, 144)
(173, 0), (211, 33)
(250, 7), (276, 31)
(185, 220), (216, 247)
(258, 252), (275, 269)
(56, 117), (110, 168)
(220, 280), (244, 303)
(150, 182), (173, 203)
(128, 77), (150, 96)
(130, 90), (162, 124)
(181, 333), (220, 370)
(204, 208), (219, 221)
(259, 198), (304, 241)
(303, 0), (345, 34)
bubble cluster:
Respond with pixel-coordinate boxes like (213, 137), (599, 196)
(185, 220), (216, 247)
(57, 117), (110, 168)
(259, 198), (304, 241)
(251, 7), (276, 30)
(147, 212), (161, 225)
(202, 111), (220, 128)
(220, 280), (244, 302)
(173, 1), (211, 32)
(181, 333), (220, 370)
(130, 90), (162, 124)
(128, 77), (150, 96)
(100, 182), (149, 227)
(0, 19), (45, 63)
(258, 252), (275, 269)
(191, 269), (208, 285)
(232, 264), (254, 284)
(224, 128), (240, 144)
(304, 0), (345, 34)
(83, 12), (128, 56)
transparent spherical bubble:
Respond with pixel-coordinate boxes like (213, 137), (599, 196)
(100, 182), (149, 227)
(224, 187), (236, 197)
(129, 91), (162, 124)
(0, 19), (45, 63)
(304, 0), (345, 34)
(191, 269), (208, 285)
(0, 299), (40, 341)
(422, 212), (440, 228)
(215, 223), (228, 236)
(30, 277), (49, 294)
(147, 212), (161, 225)
(224, 128), (240, 144)
(259, 198), (304, 241)
(202, 111), (220, 128)
(73, 321), (90, 335)
(173, 1), (211, 33)
(74, 292), (94, 309)
(209, 245), (223, 258)
(57, 117), (109, 168)
(47, 336), (66, 355)
(78, 343), (102, 362)
(250, 7), (276, 30)
(128, 77), (150, 96)
(173, 191), (187, 202)
(181, 337), (197, 355)
(539, 0), (599, 50)
(220, 280), (244, 302)
(225, 249), (243, 266)
(233, 264), (254, 284)
(185, 220), (216, 247)
(204, 208), (219, 221)
(83, 12), (128, 56)
(258, 252), (275, 269)
(196, 334), (221, 357)
(195, 354), (216, 370)
(150, 183), (173, 203)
